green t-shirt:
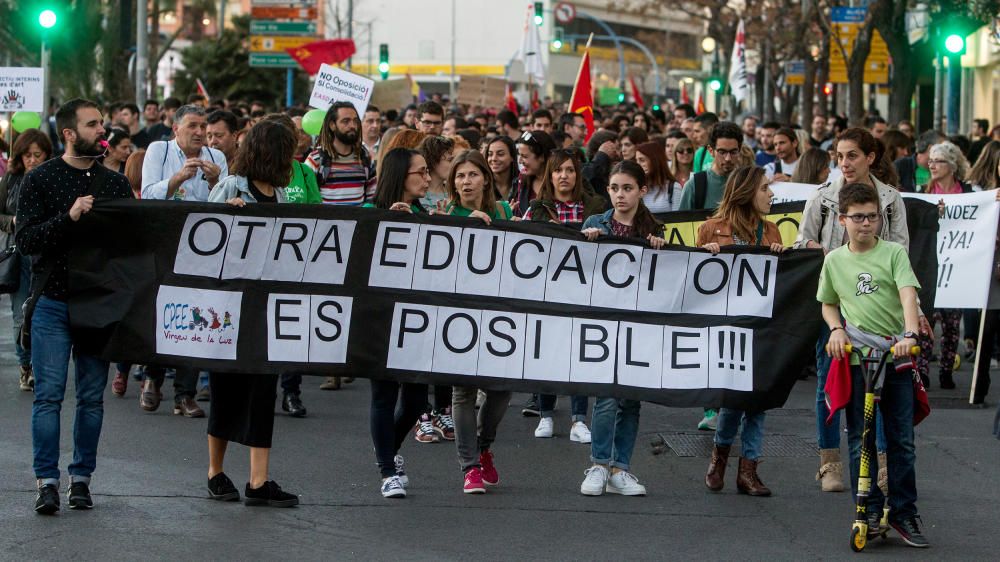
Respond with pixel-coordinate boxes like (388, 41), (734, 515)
(914, 165), (930, 190)
(361, 201), (425, 213)
(283, 161), (322, 204)
(693, 146), (714, 173)
(678, 169), (727, 210)
(446, 200), (513, 220)
(816, 238), (920, 337)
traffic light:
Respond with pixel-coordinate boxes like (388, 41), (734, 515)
(534, 2), (543, 26)
(378, 43), (389, 80)
(708, 77), (723, 92)
(822, 83), (832, 96)
(617, 91), (625, 103)
(38, 8), (57, 29)
(944, 33), (965, 55)
(934, 14), (981, 57)
(652, 104), (660, 111)
(551, 27), (563, 50)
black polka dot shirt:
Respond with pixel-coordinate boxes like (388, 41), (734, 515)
(15, 157), (133, 301)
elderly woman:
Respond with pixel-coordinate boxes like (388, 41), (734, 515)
(916, 141), (971, 389)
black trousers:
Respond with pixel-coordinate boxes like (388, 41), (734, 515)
(144, 365), (198, 402)
(370, 379), (427, 478)
(973, 310), (998, 403)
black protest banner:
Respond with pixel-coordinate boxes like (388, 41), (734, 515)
(69, 200), (825, 411)
(654, 198), (940, 315)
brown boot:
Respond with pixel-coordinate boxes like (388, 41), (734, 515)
(139, 379), (163, 411)
(319, 376), (341, 390)
(736, 457), (771, 496)
(816, 448), (846, 492)
(173, 396), (205, 418)
(705, 445), (730, 491)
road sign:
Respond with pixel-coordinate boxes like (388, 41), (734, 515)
(785, 60), (805, 86)
(827, 7), (889, 84)
(250, 6), (317, 19)
(249, 53), (298, 68)
(250, 20), (317, 35)
(250, 35), (316, 53)
(554, 2), (576, 25)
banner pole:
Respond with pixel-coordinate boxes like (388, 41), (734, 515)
(970, 307), (987, 404)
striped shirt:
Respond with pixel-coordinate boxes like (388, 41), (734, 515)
(305, 148), (376, 205)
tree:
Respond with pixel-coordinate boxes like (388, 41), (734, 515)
(172, 15), (310, 106)
(873, 0), (1000, 126)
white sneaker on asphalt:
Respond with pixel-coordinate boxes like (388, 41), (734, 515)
(393, 455), (408, 488)
(534, 417), (554, 438)
(580, 465), (609, 496)
(606, 471), (647, 496)
(381, 475), (406, 498)
(569, 421), (592, 443)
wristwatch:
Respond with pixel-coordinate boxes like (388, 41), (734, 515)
(902, 331), (917, 339)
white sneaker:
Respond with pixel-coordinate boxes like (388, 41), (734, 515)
(393, 455), (408, 488)
(606, 470), (647, 496)
(534, 417), (554, 438)
(580, 465), (609, 496)
(569, 421), (592, 443)
(380, 475), (406, 498)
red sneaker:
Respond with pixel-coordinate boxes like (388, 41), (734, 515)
(463, 467), (486, 494)
(479, 449), (499, 486)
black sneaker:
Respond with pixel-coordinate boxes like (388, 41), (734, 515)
(207, 472), (240, 502)
(521, 395), (540, 417)
(67, 482), (93, 510)
(34, 484), (60, 514)
(866, 507), (885, 539)
(890, 516), (930, 548)
(244, 480), (299, 507)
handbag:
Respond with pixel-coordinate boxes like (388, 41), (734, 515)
(0, 232), (19, 293)
(19, 165), (108, 351)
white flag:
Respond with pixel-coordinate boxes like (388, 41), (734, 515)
(519, 6), (546, 86)
(729, 20), (749, 103)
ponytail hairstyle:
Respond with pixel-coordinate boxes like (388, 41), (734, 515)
(608, 160), (661, 238)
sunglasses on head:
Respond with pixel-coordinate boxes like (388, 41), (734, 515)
(520, 130), (537, 144)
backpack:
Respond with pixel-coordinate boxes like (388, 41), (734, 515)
(693, 171), (709, 210)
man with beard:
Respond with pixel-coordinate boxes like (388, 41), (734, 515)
(305, 101), (376, 206)
(754, 121), (779, 167)
(15, 98), (133, 514)
(140, 104), (227, 418)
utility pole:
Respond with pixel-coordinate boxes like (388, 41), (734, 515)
(346, 0), (353, 70)
(136, 0), (148, 107)
(450, 0), (456, 101)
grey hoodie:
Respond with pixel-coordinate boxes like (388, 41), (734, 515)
(208, 175), (287, 204)
(793, 173), (909, 252)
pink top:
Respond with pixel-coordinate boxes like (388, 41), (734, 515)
(927, 179), (963, 194)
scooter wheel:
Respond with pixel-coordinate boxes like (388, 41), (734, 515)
(851, 526), (867, 552)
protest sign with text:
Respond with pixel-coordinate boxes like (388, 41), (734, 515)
(0, 67), (44, 112)
(308, 64), (373, 118)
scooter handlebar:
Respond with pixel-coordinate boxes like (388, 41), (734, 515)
(841, 344), (920, 356)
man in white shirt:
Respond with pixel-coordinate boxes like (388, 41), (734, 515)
(764, 126), (800, 182)
(141, 104), (228, 201)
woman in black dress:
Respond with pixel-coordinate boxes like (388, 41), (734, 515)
(203, 119), (299, 507)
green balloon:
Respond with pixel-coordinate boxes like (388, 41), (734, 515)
(301, 108), (326, 136)
(11, 111), (41, 133)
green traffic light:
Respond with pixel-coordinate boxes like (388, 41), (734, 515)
(39, 9), (57, 28)
(617, 92), (625, 103)
(708, 79), (723, 92)
(534, 1), (543, 25)
(378, 62), (389, 73)
(552, 39), (563, 50)
(652, 104), (660, 111)
(944, 34), (965, 54)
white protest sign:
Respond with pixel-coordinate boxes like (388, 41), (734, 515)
(0, 67), (44, 112)
(308, 64), (373, 118)
(770, 182), (818, 203)
(902, 191), (1000, 308)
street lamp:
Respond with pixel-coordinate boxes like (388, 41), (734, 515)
(38, 8), (57, 136)
(701, 37), (716, 54)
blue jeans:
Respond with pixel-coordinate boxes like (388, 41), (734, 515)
(10, 254), (31, 367)
(846, 364), (918, 523)
(589, 397), (640, 470)
(714, 409), (766, 460)
(539, 394), (589, 422)
(31, 297), (109, 480)
(816, 327), (887, 452)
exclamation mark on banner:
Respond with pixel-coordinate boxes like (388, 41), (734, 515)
(738, 332), (747, 371)
(729, 331), (736, 369)
(937, 258), (954, 289)
(717, 331), (726, 368)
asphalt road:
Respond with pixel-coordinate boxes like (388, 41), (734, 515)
(0, 301), (997, 560)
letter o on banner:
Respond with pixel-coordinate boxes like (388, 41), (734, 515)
(189, 217), (229, 256)
(693, 257), (730, 295)
(442, 312), (479, 354)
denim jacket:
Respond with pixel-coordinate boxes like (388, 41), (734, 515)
(581, 209), (616, 234)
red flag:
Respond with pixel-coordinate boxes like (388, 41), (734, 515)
(531, 88), (540, 111)
(629, 76), (644, 109)
(195, 78), (210, 102)
(696, 92), (705, 115)
(568, 48), (595, 143)
(505, 83), (519, 116)
(285, 39), (357, 75)
(680, 82), (691, 105)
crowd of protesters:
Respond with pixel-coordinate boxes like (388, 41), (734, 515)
(4, 88), (1000, 548)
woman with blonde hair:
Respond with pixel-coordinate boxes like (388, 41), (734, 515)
(671, 137), (695, 188)
(791, 147), (831, 185)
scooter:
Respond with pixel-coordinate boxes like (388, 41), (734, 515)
(842, 343), (920, 552)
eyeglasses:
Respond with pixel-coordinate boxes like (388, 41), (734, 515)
(842, 212), (881, 223)
(927, 159), (949, 166)
(713, 148), (741, 158)
(407, 168), (431, 177)
(420, 119), (443, 127)
(676, 148), (694, 155)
